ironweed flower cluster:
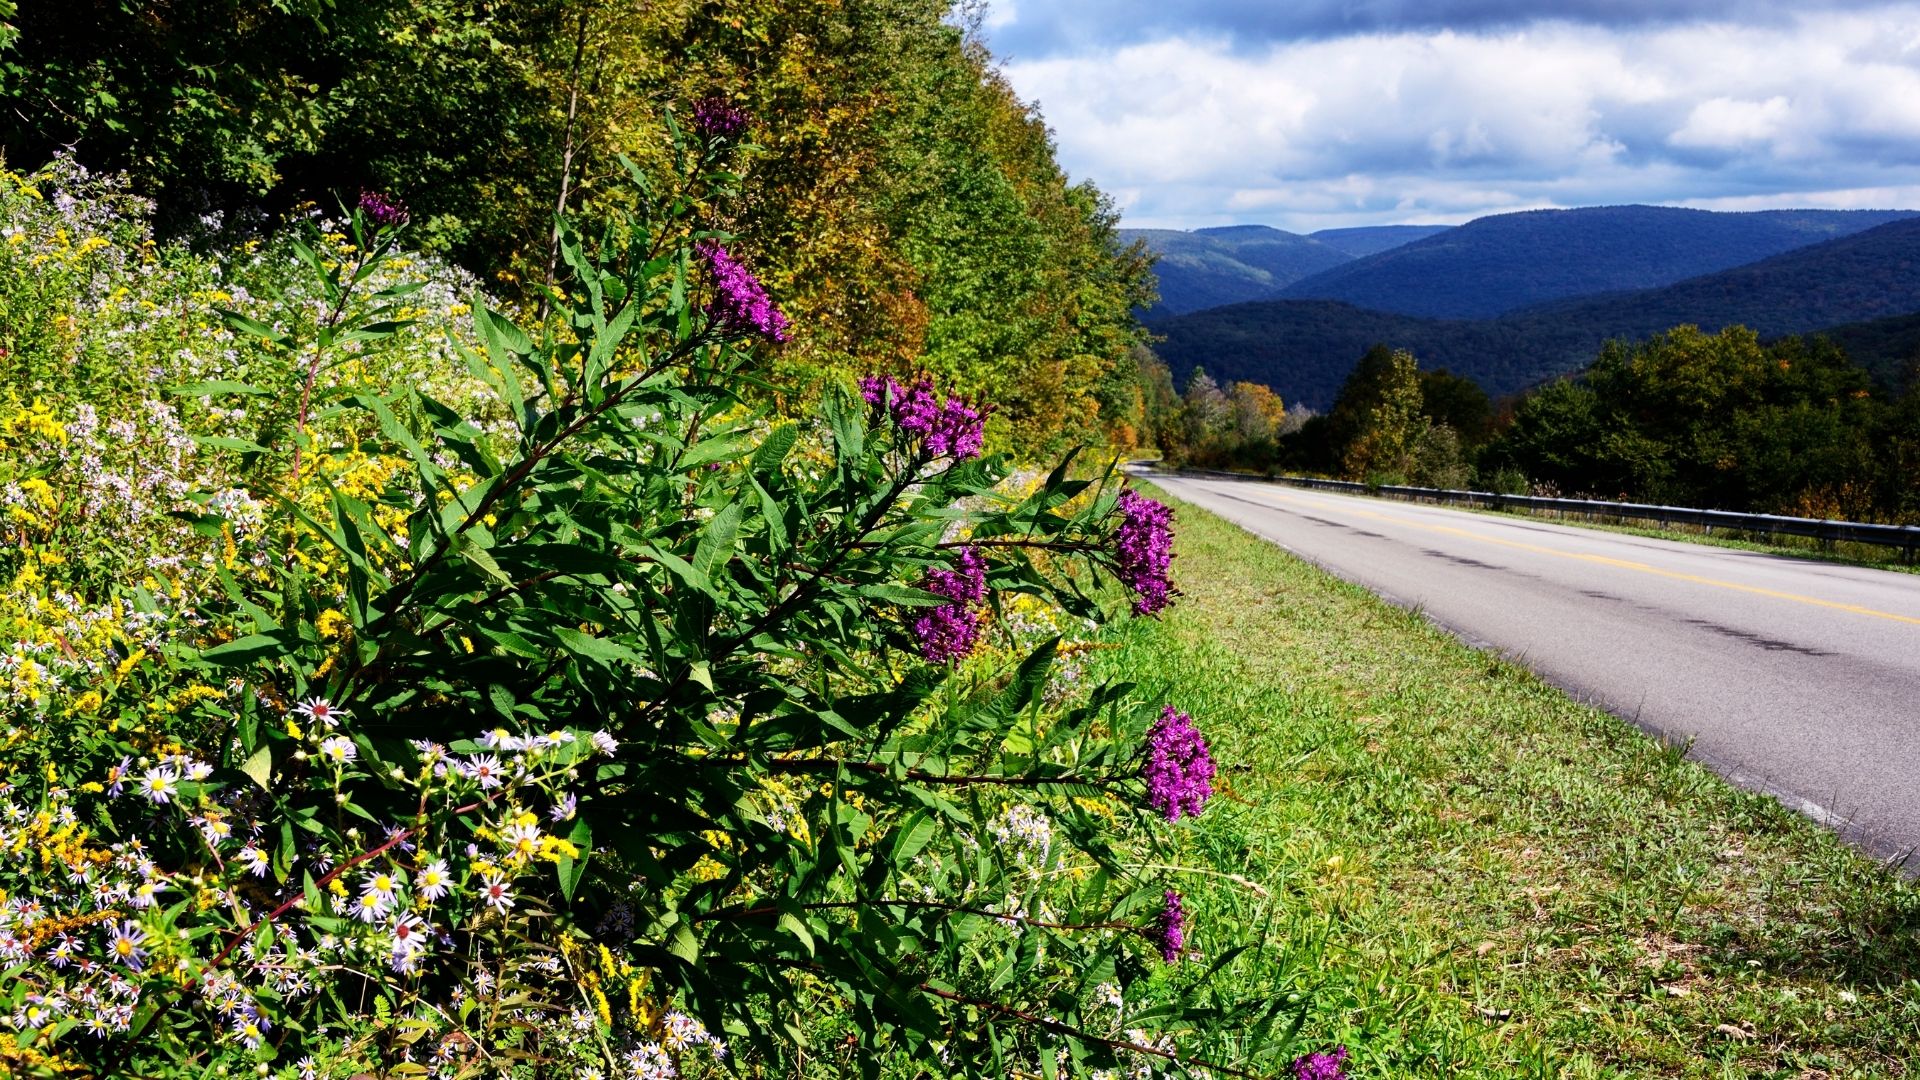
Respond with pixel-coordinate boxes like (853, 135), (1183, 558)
(859, 374), (985, 460)
(1294, 1046), (1350, 1080)
(357, 190), (408, 228)
(691, 95), (751, 140)
(1155, 889), (1186, 963)
(911, 546), (987, 662)
(698, 241), (791, 342)
(1143, 704), (1215, 821)
(1114, 489), (1176, 615)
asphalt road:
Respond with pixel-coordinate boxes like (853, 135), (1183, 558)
(1143, 470), (1920, 862)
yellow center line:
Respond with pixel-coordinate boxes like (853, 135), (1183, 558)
(1212, 482), (1920, 628)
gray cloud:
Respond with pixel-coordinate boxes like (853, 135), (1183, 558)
(984, 0), (1895, 58)
(993, 6), (1920, 230)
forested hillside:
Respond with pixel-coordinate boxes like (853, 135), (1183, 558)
(1156, 216), (1920, 408)
(0, 0), (1153, 451)
(1307, 224), (1451, 258)
(1277, 205), (1918, 318)
(1121, 224), (1350, 316)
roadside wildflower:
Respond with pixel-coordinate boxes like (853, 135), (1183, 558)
(1143, 705), (1214, 821)
(481, 879), (515, 912)
(927, 395), (985, 460)
(464, 754), (505, 790)
(624, 1042), (675, 1080)
(691, 95), (750, 140)
(387, 912), (427, 960)
(1293, 1046), (1349, 1080)
(1113, 489), (1176, 615)
(357, 190), (408, 228)
(317, 735), (356, 764)
(350, 889), (392, 923)
(861, 375), (985, 460)
(139, 766), (179, 804)
(911, 547), (987, 662)
(104, 756), (132, 797)
(1154, 890), (1185, 963)
(590, 730), (619, 756)
(416, 859), (452, 902)
(237, 844), (269, 877)
(362, 869), (403, 906)
(698, 241), (790, 342)
(107, 922), (147, 970)
(295, 697), (347, 729)
(663, 1010), (714, 1052)
(232, 1010), (270, 1050)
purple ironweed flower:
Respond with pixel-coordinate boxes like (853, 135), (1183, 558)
(859, 375), (984, 460)
(927, 395), (985, 460)
(910, 547), (988, 662)
(1143, 704), (1215, 821)
(691, 95), (751, 140)
(1154, 889), (1185, 963)
(357, 190), (408, 228)
(1113, 488), (1176, 615)
(1293, 1046), (1349, 1080)
(698, 241), (791, 342)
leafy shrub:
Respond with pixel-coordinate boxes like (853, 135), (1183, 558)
(0, 124), (1301, 1078)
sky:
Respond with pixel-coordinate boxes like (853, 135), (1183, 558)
(979, 1), (1920, 232)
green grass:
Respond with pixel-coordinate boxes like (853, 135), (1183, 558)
(1101, 483), (1920, 1077)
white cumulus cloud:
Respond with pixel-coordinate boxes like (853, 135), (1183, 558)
(994, 5), (1920, 229)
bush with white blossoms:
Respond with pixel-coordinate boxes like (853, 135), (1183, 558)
(0, 114), (1319, 1079)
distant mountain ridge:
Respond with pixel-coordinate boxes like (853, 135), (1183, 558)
(1152, 216), (1920, 410)
(1276, 205), (1920, 318)
(1307, 224), (1452, 258)
(1122, 225), (1351, 317)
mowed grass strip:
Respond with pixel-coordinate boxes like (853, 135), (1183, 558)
(1103, 484), (1920, 1078)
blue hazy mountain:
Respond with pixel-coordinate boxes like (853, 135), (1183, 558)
(1153, 216), (1920, 409)
(1275, 205), (1920, 319)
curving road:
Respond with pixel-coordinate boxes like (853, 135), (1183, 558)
(1142, 470), (1920, 862)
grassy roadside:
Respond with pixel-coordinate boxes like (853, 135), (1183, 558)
(1106, 483), (1920, 1078)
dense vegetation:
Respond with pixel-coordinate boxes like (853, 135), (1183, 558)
(1151, 322), (1920, 523)
(1276, 205), (1916, 319)
(0, 105), (1323, 1080)
(1120, 224), (1351, 317)
(1153, 216), (1920, 409)
(0, 0), (1155, 453)
(0, 5), (1366, 1078)
(1480, 326), (1920, 518)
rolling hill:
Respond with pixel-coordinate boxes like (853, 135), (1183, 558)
(1277, 206), (1920, 319)
(1123, 225), (1353, 317)
(1308, 224), (1451, 258)
(1154, 216), (1920, 409)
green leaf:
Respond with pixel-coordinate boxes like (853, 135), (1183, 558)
(856, 584), (949, 607)
(238, 746), (273, 791)
(553, 627), (644, 668)
(456, 534), (512, 586)
(691, 502), (743, 582)
(779, 911), (816, 957)
(556, 818), (592, 902)
(752, 424), (798, 475)
(168, 379), (272, 398)
(679, 430), (758, 470)
(200, 633), (294, 667)
(213, 308), (295, 349)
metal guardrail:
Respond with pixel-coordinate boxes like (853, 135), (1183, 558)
(1157, 466), (1920, 559)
